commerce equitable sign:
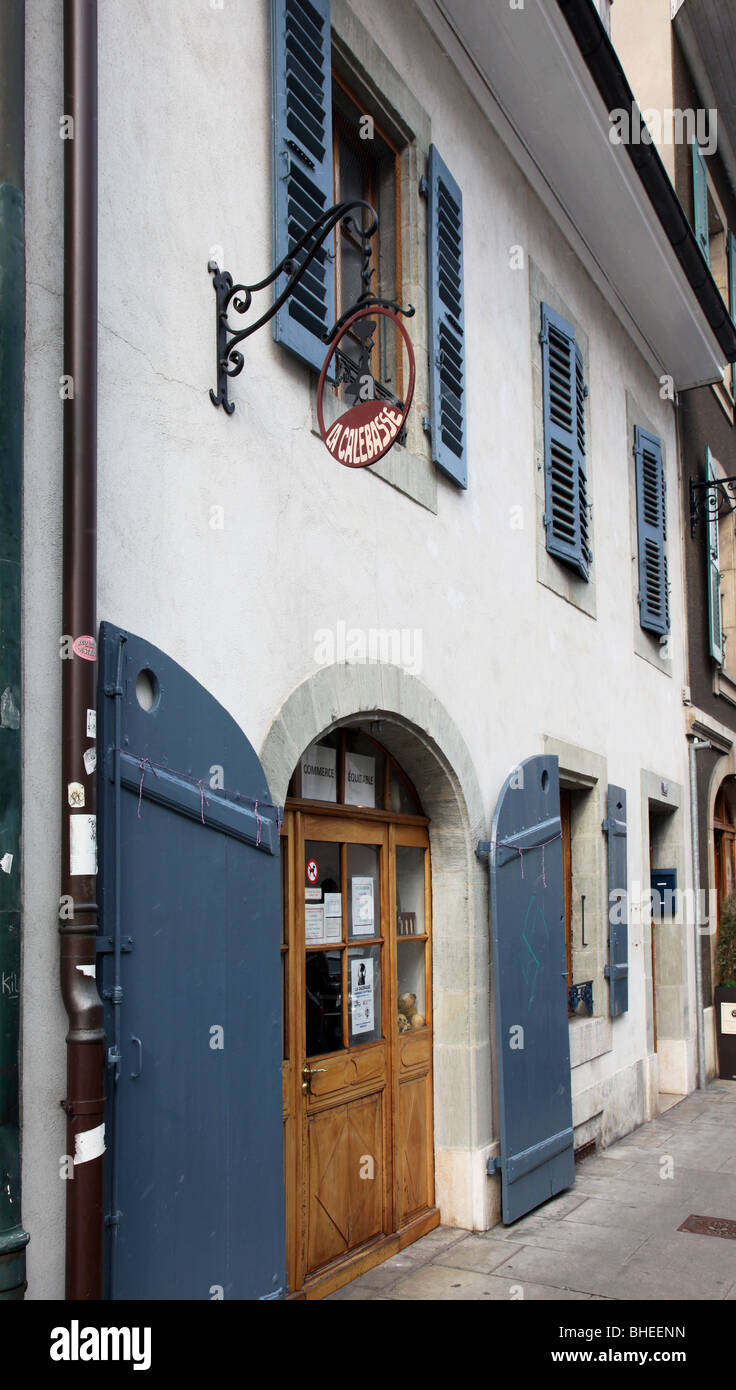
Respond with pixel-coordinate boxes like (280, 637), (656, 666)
(316, 305), (415, 468)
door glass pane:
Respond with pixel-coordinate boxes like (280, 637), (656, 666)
(348, 944), (382, 1046)
(306, 951), (343, 1057)
(347, 843), (380, 940)
(396, 846), (425, 935)
(304, 840), (342, 945)
(397, 941), (426, 1031)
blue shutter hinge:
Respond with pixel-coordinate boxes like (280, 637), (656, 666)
(486, 1154), (501, 1174)
(105, 1211), (121, 1228)
(419, 175), (429, 199)
(96, 935), (133, 954)
(422, 415), (432, 436)
(106, 1045), (121, 1070)
(583, 384), (589, 399)
(259, 1285), (285, 1301)
(476, 840), (491, 860)
(602, 819), (610, 834)
(539, 326), (548, 345)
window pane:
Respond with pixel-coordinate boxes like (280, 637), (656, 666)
(397, 941), (426, 1031)
(348, 944), (382, 1045)
(304, 841), (342, 945)
(306, 950), (343, 1057)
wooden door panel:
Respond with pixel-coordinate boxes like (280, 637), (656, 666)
(399, 1029), (431, 1071)
(398, 1074), (430, 1223)
(307, 1044), (386, 1100)
(307, 1093), (383, 1273)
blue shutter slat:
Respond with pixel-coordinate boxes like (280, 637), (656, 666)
(634, 426), (669, 636)
(605, 786), (628, 1017)
(540, 303), (590, 580)
(692, 140), (709, 264)
(427, 145), (467, 487)
(706, 446), (724, 664)
(271, 0), (334, 373)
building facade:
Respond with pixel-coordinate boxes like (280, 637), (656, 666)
(3, 0), (734, 1300)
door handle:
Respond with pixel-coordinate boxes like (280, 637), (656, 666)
(130, 1035), (143, 1080)
(302, 1063), (327, 1095)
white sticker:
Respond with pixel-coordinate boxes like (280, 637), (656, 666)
(76, 963), (96, 978)
(86, 709), (97, 738)
(83, 746), (97, 775)
(70, 814), (97, 876)
(324, 893), (342, 943)
(0, 853), (12, 875)
(721, 1003), (736, 1036)
(74, 1122), (105, 1165)
(305, 887), (322, 901)
(68, 781), (85, 808)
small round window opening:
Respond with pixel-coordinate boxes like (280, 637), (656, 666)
(135, 668), (159, 712)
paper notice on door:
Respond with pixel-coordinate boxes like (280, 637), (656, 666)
(305, 903), (325, 944)
(324, 893), (342, 943)
(301, 742), (337, 801)
(350, 957), (374, 1035)
(351, 876), (375, 936)
(305, 887), (322, 901)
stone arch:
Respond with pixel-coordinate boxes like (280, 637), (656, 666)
(260, 664), (495, 1230)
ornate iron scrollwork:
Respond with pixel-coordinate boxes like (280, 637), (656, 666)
(689, 475), (736, 538)
(208, 200), (414, 414)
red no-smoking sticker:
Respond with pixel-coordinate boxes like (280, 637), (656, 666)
(306, 859), (319, 884)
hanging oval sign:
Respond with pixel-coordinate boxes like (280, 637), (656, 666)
(316, 305), (415, 468)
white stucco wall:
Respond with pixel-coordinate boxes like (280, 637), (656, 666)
(21, 0), (695, 1295)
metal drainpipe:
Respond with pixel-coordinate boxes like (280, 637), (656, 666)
(689, 737), (711, 1092)
(60, 0), (104, 1299)
(0, 0), (30, 1302)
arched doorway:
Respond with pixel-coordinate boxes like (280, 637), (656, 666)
(280, 724), (439, 1298)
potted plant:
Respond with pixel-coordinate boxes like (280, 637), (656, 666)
(715, 894), (736, 1080)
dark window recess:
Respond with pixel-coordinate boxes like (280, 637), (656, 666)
(427, 144), (467, 488)
(540, 303), (591, 580)
(634, 426), (669, 637)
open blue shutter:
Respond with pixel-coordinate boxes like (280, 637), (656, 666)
(540, 303), (591, 580)
(488, 755), (574, 1223)
(271, 0), (334, 372)
(692, 141), (709, 264)
(604, 786), (628, 1017)
(728, 232), (736, 397)
(634, 426), (669, 636)
(707, 446), (724, 664)
(427, 145), (467, 487)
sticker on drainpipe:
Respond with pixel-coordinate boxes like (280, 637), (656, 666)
(83, 746), (97, 775)
(76, 963), (96, 978)
(73, 1122), (105, 1165)
(86, 709), (96, 738)
(68, 782), (85, 808)
(0, 853), (13, 874)
(73, 635), (97, 661)
(70, 814), (97, 876)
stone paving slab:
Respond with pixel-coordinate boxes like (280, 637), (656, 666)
(325, 1080), (736, 1301)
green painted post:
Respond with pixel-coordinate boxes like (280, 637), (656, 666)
(0, 0), (29, 1301)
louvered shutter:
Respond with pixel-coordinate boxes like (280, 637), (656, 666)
(692, 141), (709, 264)
(634, 426), (669, 636)
(540, 303), (591, 580)
(604, 786), (628, 1017)
(270, 0), (334, 373)
(707, 446), (724, 664)
(729, 232), (736, 397)
(427, 145), (467, 487)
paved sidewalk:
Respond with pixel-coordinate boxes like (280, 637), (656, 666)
(327, 1081), (736, 1300)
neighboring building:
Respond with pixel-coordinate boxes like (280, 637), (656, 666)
(7, 0), (734, 1301)
(613, 0), (736, 1081)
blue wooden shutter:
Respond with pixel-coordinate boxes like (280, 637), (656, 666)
(427, 145), (467, 487)
(634, 426), (669, 636)
(540, 303), (591, 579)
(604, 786), (628, 1017)
(692, 141), (709, 264)
(270, 0), (334, 372)
(728, 232), (736, 397)
(707, 446), (723, 664)
(488, 755), (574, 1223)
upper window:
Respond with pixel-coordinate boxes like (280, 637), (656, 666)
(540, 302), (592, 581)
(692, 141), (736, 398)
(289, 728), (424, 816)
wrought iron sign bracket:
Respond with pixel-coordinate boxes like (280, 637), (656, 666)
(208, 199), (414, 414)
(689, 475), (736, 538)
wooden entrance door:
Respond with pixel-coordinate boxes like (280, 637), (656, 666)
(281, 778), (438, 1298)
